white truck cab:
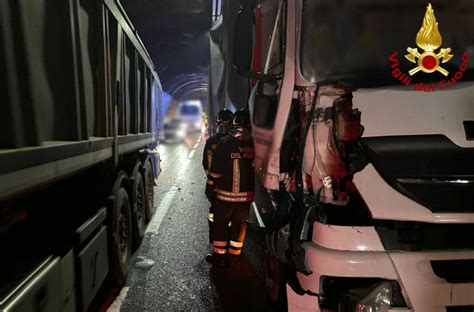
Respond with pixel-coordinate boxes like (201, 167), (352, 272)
(234, 0), (474, 311)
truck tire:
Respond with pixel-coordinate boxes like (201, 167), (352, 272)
(131, 166), (146, 246)
(143, 160), (155, 222)
(263, 250), (288, 310)
(108, 173), (132, 286)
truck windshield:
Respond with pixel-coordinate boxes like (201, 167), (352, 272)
(300, 0), (474, 87)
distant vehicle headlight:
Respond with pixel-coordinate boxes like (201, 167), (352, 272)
(176, 129), (186, 138)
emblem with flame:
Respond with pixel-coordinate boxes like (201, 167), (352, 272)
(405, 3), (453, 76)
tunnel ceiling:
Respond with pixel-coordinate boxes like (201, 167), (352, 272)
(121, 0), (212, 98)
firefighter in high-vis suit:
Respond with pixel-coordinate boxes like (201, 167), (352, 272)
(202, 109), (233, 174)
(206, 108), (254, 267)
(202, 108), (233, 243)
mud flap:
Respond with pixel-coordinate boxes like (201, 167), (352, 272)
(75, 208), (109, 311)
(146, 149), (161, 185)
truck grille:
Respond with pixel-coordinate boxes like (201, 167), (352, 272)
(362, 135), (474, 213)
(431, 260), (474, 283)
(446, 306), (474, 312)
(375, 222), (474, 251)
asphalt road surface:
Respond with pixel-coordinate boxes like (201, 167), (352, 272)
(107, 133), (275, 312)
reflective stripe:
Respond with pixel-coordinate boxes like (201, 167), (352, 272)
(230, 240), (243, 248)
(233, 159), (240, 193)
(213, 247), (227, 254)
(217, 194), (254, 202)
(217, 190), (254, 197)
(208, 213), (214, 222)
(213, 240), (227, 247)
(209, 172), (222, 178)
(228, 248), (241, 255)
(207, 179), (215, 185)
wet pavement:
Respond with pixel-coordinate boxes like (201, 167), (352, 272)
(108, 134), (274, 312)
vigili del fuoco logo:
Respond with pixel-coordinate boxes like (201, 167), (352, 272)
(388, 3), (470, 92)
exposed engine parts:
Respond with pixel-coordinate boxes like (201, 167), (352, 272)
(301, 87), (368, 205)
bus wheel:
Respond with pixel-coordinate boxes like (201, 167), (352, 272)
(143, 160), (155, 222)
(108, 173), (132, 286)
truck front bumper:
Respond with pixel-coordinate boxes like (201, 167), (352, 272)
(287, 223), (474, 312)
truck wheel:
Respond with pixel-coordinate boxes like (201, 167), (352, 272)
(109, 177), (132, 286)
(131, 169), (146, 246)
(263, 250), (288, 309)
(143, 160), (155, 221)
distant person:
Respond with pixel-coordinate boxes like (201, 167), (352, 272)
(202, 109), (233, 174)
(203, 109), (233, 244)
(201, 112), (209, 139)
(206, 109), (255, 267)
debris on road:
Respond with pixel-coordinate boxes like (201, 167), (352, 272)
(134, 258), (155, 270)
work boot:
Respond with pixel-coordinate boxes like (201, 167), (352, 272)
(205, 253), (226, 268)
(227, 254), (241, 267)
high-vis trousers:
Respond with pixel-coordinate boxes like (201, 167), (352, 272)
(205, 180), (216, 244)
(211, 200), (251, 256)
(208, 203), (214, 244)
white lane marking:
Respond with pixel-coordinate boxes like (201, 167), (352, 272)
(146, 135), (201, 234)
(108, 136), (202, 311)
(106, 287), (129, 312)
(145, 186), (180, 233)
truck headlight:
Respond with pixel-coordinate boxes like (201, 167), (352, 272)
(319, 277), (407, 312)
(350, 281), (407, 312)
(356, 281), (395, 311)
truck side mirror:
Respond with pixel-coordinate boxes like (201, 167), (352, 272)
(233, 2), (277, 83)
(232, 5), (254, 75)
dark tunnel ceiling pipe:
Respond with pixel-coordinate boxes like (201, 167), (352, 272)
(170, 81), (208, 100)
(166, 74), (209, 101)
(166, 73), (208, 93)
(178, 88), (209, 103)
(179, 86), (209, 97)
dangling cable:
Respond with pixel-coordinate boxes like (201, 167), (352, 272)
(295, 85), (321, 214)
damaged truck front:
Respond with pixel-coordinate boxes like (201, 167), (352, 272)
(234, 0), (474, 311)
